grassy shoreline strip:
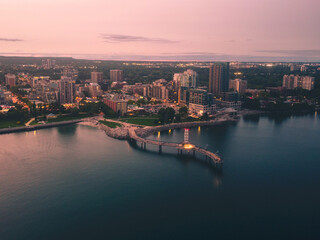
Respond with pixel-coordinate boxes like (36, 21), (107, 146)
(119, 118), (159, 126)
(99, 120), (122, 128)
(0, 120), (26, 129)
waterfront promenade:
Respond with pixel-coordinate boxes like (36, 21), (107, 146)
(79, 116), (232, 165)
(0, 115), (232, 165)
(0, 119), (83, 135)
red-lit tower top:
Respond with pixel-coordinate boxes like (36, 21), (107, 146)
(184, 128), (189, 143)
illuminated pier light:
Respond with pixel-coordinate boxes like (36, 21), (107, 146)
(184, 128), (189, 143)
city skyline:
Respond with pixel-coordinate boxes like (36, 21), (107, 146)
(1, 0), (320, 62)
(1, 1), (320, 239)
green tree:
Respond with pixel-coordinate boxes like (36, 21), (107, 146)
(127, 100), (135, 105)
(175, 114), (181, 122)
(201, 112), (209, 121)
(158, 107), (175, 124)
(59, 104), (66, 113)
(242, 98), (261, 110)
(70, 107), (80, 116)
(179, 106), (188, 118)
(99, 102), (116, 118)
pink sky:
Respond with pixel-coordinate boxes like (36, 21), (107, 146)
(0, 0), (319, 61)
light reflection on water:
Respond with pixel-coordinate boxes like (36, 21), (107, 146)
(0, 115), (320, 240)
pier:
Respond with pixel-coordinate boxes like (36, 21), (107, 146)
(128, 127), (223, 166)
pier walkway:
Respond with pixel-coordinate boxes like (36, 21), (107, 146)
(128, 127), (223, 165)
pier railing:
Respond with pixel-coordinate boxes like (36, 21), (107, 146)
(128, 127), (223, 165)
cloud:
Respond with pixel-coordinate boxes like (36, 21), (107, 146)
(257, 49), (320, 57)
(0, 37), (23, 42)
(100, 34), (178, 43)
(163, 52), (222, 56)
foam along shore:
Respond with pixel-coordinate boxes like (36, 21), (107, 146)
(0, 119), (83, 135)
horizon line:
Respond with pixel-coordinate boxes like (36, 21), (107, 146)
(0, 54), (319, 63)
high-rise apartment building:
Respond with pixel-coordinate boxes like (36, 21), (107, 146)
(59, 76), (75, 104)
(174, 70), (198, 104)
(173, 73), (183, 91)
(173, 70), (198, 89)
(42, 59), (56, 69)
(208, 63), (230, 95)
(150, 79), (168, 100)
(181, 69), (198, 88)
(229, 79), (248, 94)
(282, 75), (296, 89)
(289, 64), (299, 72)
(300, 65), (308, 72)
(91, 71), (104, 83)
(110, 70), (123, 83)
(301, 76), (315, 90)
(5, 74), (16, 88)
(282, 75), (315, 91)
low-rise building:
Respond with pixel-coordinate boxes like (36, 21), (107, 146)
(229, 79), (247, 94)
(189, 88), (213, 105)
(88, 83), (103, 98)
(216, 100), (242, 109)
(0, 90), (11, 104)
(222, 91), (239, 102)
(103, 98), (127, 116)
(149, 79), (168, 100)
(189, 103), (217, 116)
(123, 83), (150, 96)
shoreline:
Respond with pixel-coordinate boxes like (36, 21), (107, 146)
(0, 119), (83, 135)
(238, 110), (265, 116)
(90, 116), (239, 140)
(134, 118), (237, 138)
(0, 109), (278, 137)
(0, 115), (240, 137)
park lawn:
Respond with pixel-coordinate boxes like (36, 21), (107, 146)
(119, 118), (160, 126)
(99, 120), (122, 128)
(119, 117), (204, 126)
(47, 114), (91, 123)
(0, 120), (26, 129)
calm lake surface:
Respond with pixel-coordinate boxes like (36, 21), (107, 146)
(1, 114), (320, 240)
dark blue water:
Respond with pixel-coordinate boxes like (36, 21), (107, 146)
(0, 114), (320, 240)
